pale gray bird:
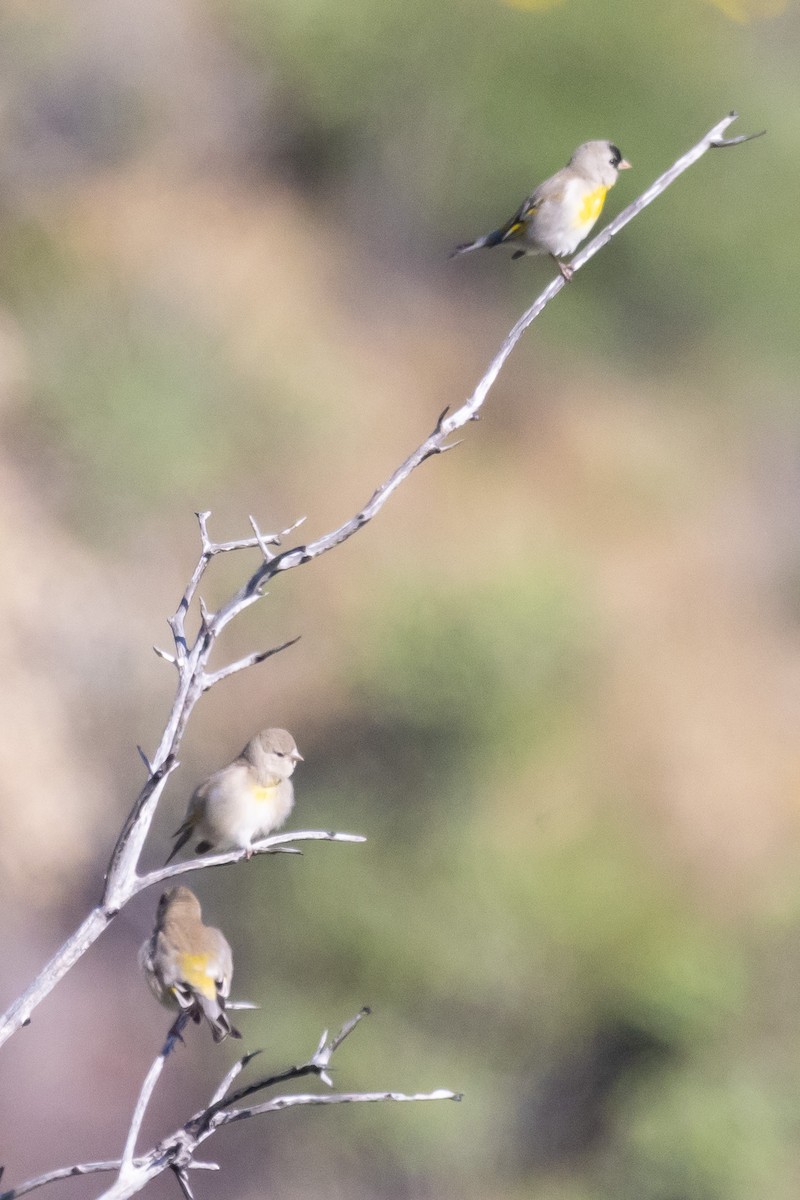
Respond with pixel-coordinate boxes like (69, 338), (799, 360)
(451, 140), (631, 279)
(166, 727), (302, 863)
(139, 886), (241, 1043)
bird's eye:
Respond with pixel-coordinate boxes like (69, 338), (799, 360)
(609, 144), (622, 167)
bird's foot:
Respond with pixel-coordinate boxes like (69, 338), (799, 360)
(555, 259), (574, 282)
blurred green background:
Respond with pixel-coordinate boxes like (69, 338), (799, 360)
(2, 1), (800, 1198)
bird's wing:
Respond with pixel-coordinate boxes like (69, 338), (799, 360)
(164, 776), (217, 863)
(493, 193), (540, 242)
(527, 171), (568, 212)
(202, 928), (234, 997)
(193, 928), (240, 1041)
(495, 172), (567, 242)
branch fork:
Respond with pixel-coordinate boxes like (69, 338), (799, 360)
(0, 108), (761, 1199)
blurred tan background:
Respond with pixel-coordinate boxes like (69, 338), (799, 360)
(3, 0), (800, 1197)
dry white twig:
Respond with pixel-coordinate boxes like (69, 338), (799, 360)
(0, 1012), (461, 1200)
(0, 112), (762, 1052)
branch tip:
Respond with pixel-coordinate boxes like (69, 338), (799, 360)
(281, 515), (307, 538)
(712, 127), (766, 147)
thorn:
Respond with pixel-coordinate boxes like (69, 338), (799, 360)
(136, 745), (154, 773)
(239, 1049), (263, 1068)
(434, 405), (451, 433)
(172, 1166), (196, 1200)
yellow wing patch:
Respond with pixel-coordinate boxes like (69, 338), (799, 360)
(176, 953), (216, 998)
(577, 185), (608, 226)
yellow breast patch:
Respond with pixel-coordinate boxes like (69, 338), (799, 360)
(577, 185), (608, 226)
(253, 782), (279, 803)
(177, 953), (215, 997)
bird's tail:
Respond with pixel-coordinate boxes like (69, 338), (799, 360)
(164, 823), (192, 865)
(199, 994), (242, 1043)
(449, 228), (505, 258)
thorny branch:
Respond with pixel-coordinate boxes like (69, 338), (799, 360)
(0, 1012), (461, 1200)
(0, 112), (762, 1050)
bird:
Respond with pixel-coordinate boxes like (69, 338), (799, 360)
(450, 140), (631, 280)
(166, 727), (303, 863)
(139, 885), (242, 1043)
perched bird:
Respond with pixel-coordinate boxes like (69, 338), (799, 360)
(139, 886), (241, 1043)
(166, 727), (302, 863)
(451, 140), (631, 280)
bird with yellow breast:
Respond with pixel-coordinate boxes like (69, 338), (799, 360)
(451, 140), (631, 280)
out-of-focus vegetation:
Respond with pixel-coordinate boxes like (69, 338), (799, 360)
(2, 2), (800, 1199)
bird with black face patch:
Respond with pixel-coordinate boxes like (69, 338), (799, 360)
(451, 140), (631, 280)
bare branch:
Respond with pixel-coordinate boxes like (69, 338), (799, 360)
(711, 125), (766, 147)
(137, 830), (367, 893)
(1, 1012), (457, 1200)
(200, 635), (302, 691)
(120, 1016), (191, 1175)
(208, 1051), (263, 1108)
(0, 112), (760, 1050)
(2, 1014), (455, 1200)
(225, 1087), (463, 1123)
(0, 1161), (123, 1200)
(248, 515), (276, 563)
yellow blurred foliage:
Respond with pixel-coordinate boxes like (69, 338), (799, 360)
(499, 0), (566, 10)
(500, 0), (787, 16)
(705, 0), (788, 19)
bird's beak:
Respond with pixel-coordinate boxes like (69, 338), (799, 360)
(292, 750), (304, 763)
(619, 159), (632, 170)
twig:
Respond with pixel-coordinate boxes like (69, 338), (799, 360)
(137, 831), (367, 892)
(0, 1013), (457, 1200)
(120, 1016), (191, 1176)
(0, 111), (761, 1050)
(0, 832), (363, 1044)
